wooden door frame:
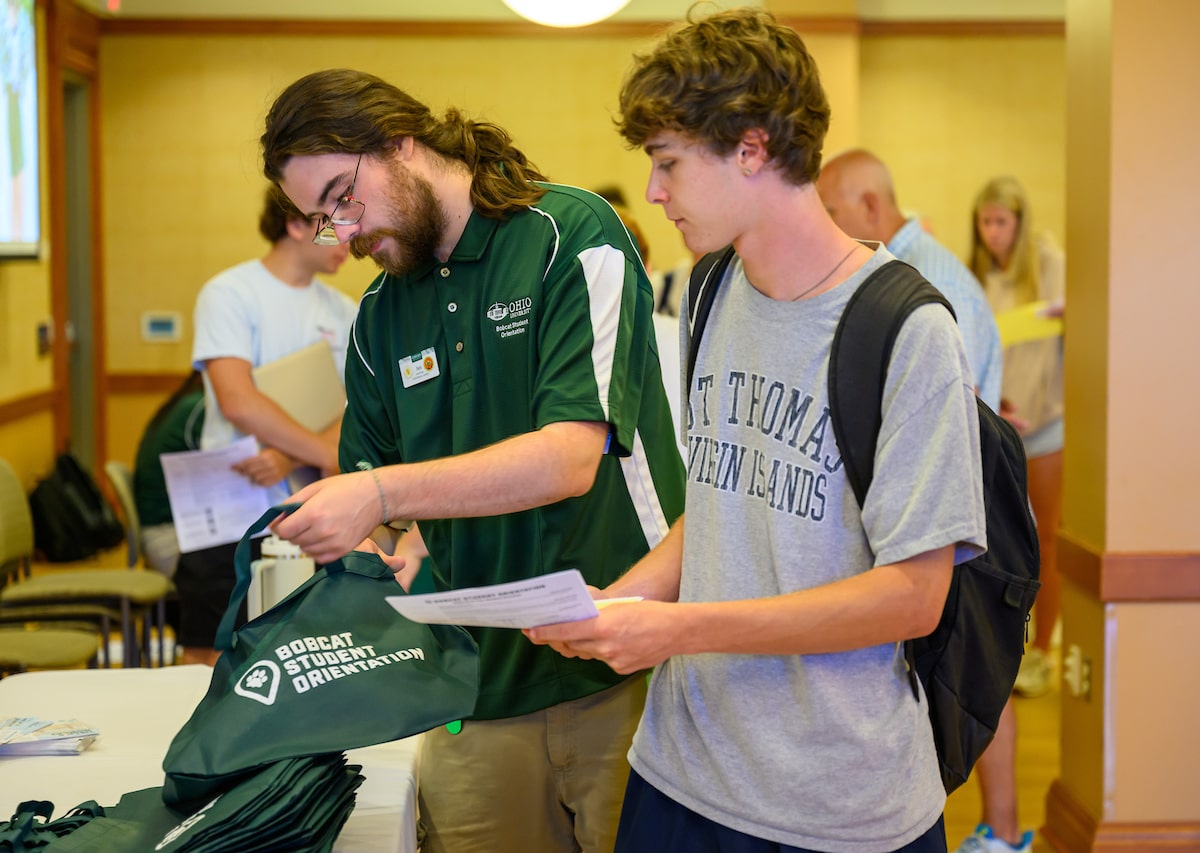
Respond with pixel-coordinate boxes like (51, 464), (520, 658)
(44, 0), (105, 467)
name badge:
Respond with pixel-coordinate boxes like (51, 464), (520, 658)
(400, 348), (440, 388)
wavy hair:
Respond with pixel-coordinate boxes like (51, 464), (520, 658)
(616, 7), (830, 186)
(970, 175), (1040, 303)
(261, 69), (547, 218)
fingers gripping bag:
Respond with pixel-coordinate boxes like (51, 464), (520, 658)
(162, 505), (479, 808)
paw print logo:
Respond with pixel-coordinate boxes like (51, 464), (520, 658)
(234, 660), (280, 706)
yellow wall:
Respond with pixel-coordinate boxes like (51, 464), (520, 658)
(107, 392), (164, 471)
(0, 257), (52, 399)
(0, 5), (55, 484)
(0, 414), (55, 491)
(859, 34), (1066, 263)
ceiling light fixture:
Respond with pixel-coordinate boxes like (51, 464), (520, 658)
(500, 0), (633, 28)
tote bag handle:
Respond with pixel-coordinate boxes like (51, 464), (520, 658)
(214, 504), (305, 652)
(215, 504), (405, 651)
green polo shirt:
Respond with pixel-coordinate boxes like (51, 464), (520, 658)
(339, 183), (685, 720)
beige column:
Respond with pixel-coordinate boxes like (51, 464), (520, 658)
(1046, 1), (1200, 850)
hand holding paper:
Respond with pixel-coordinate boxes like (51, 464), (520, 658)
(524, 591), (675, 676)
(161, 435), (271, 552)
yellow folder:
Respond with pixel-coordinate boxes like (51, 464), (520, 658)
(995, 300), (1064, 348)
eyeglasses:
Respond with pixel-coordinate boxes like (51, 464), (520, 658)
(312, 154), (366, 246)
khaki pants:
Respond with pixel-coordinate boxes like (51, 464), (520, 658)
(417, 676), (647, 853)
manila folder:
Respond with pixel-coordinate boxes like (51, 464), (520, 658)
(251, 340), (346, 432)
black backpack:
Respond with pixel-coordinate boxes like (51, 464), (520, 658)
(27, 452), (126, 563)
(686, 247), (1041, 793)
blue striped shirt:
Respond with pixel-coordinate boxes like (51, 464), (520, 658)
(888, 218), (1002, 409)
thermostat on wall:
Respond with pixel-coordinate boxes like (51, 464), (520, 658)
(141, 311), (183, 343)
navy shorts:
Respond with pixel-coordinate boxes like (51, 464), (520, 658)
(615, 770), (946, 853)
(173, 538), (260, 647)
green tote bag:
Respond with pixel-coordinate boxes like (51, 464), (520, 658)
(162, 505), (479, 808)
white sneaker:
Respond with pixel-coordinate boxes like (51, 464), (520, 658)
(952, 824), (1033, 853)
(1014, 648), (1053, 698)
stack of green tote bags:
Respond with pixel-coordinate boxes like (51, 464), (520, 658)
(1, 505), (479, 852)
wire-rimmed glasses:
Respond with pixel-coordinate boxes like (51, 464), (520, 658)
(312, 154), (366, 246)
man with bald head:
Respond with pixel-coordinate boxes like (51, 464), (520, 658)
(818, 149), (1002, 409)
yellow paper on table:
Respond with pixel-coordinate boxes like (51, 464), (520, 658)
(995, 300), (1064, 348)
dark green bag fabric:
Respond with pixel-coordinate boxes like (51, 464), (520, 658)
(0, 800), (105, 849)
(46, 755), (362, 852)
(162, 505), (479, 808)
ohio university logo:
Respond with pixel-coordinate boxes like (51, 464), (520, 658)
(486, 296), (533, 323)
(488, 297), (533, 339)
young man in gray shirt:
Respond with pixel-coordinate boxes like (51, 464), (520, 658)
(529, 8), (986, 852)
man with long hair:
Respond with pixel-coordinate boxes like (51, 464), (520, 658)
(529, 9), (985, 851)
(261, 69), (684, 852)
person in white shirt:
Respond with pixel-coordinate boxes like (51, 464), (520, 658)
(178, 186), (357, 665)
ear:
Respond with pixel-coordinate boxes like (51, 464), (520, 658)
(285, 216), (316, 242)
(861, 190), (882, 222)
(735, 128), (770, 174)
(393, 136), (415, 161)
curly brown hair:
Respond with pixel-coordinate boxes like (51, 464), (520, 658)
(617, 7), (830, 187)
(261, 69), (548, 218)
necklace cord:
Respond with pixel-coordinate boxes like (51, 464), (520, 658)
(793, 244), (858, 301)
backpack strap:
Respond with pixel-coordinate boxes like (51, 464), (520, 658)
(827, 259), (955, 700)
(828, 259), (955, 506)
(685, 245), (737, 391)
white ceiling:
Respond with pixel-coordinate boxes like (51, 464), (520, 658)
(73, 0), (1065, 22)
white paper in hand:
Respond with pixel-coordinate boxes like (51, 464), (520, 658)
(386, 569), (609, 629)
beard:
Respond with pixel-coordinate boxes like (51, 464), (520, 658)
(350, 161), (446, 277)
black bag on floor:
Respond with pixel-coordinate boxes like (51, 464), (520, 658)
(28, 453), (125, 563)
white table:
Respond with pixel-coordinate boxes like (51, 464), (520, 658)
(0, 665), (421, 853)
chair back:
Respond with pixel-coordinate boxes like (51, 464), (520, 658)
(0, 459), (35, 580)
(104, 461), (142, 569)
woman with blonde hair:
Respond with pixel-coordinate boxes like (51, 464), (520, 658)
(970, 175), (1064, 698)
(951, 176), (1065, 853)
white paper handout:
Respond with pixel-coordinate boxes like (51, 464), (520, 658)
(386, 569), (639, 629)
(160, 435), (271, 553)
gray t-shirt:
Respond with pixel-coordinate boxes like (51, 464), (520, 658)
(632, 245), (986, 852)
